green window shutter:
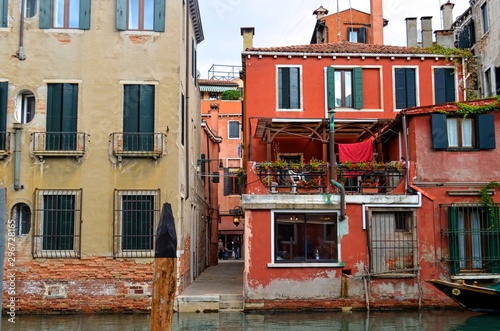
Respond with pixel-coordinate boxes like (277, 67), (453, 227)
(395, 68), (407, 109)
(79, 0), (92, 30)
(359, 27), (366, 43)
(477, 114), (496, 150)
(153, 0), (166, 32)
(0, 81), (6, 150)
(61, 84), (78, 150)
(39, 0), (52, 29)
(278, 68), (290, 109)
(0, 81), (7, 133)
(46, 84), (63, 150)
(0, 0), (8, 28)
(434, 68), (446, 104)
(447, 206), (460, 275)
(123, 85), (139, 151)
(353, 67), (363, 109)
(289, 67), (300, 109)
(224, 168), (230, 196)
(139, 85), (155, 151)
(327, 67), (335, 110)
(444, 68), (456, 103)
(406, 69), (416, 108)
(485, 207), (500, 273)
(431, 113), (448, 149)
(116, 0), (127, 31)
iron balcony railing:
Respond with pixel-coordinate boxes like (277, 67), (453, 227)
(31, 132), (88, 157)
(255, 161), (406, 194)
(111, 132), (166, 159)
(0, 131), (11, 157)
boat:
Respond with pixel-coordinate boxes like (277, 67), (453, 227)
(427, 279), (500, 313)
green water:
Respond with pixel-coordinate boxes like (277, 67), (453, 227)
(3, 310), (500, 331)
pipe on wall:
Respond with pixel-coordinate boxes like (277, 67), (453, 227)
(14, 123), (22, 190)
(18, 0), (26, 60)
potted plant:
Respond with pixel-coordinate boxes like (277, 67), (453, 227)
(307, 157), (326, 171)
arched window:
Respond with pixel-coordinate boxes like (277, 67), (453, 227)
(15, 90), (36, 124)
(12, 203), (31, 236)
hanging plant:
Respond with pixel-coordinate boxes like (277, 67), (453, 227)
(479, 181), (500, 229)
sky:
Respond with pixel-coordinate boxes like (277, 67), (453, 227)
(197, 0), (470, 79)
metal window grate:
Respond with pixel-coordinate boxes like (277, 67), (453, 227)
(113, 189), (160, 258)
(32, 189), (82, 258)
(440, 203), (500, 274)
(369, 210), (417, 274)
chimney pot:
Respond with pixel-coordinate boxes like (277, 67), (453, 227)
(240, 27), (255, 51)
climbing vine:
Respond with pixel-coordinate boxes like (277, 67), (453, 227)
(479, 181), (500, 228)
(423, 44), (478, 101)
(437, 96), (500, 117)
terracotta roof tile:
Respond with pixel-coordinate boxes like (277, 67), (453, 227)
(245, 41), (440, 55)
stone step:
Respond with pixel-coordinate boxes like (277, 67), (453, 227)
(219, 300), (244, 311)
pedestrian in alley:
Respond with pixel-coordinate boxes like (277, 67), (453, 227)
(233, 237), (240, 260)
(218, 238), (224, 260)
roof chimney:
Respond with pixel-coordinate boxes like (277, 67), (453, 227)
(406, 18), (418, 47)
(313, 6), (329, 20)
(421, 17), (433, 48)
(370, 0), (384, 45)
(441, 1), (455, 30)
(240, 27), (255, 51)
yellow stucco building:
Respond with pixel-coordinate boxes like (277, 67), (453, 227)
(0, 0), (206, 312)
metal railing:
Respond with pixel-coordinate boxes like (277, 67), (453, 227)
(111, 132), (166, 159)
(0, 131), (11, 156)
(31, 132), (87, 157)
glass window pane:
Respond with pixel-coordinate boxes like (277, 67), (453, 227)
(144, 0), (154, 30)
(344, 71), (352, 108)
(128, 0), (139, 29)
(334, 72), (342, 107)
(447, 118), (458, 147)
(462, 118), (473, 147)
(53, 0), (65, 28)
(69, 0), (80, 28)
(25, 0), (38, 18)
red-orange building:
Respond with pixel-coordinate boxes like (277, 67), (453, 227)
(236, 22), (500, 311)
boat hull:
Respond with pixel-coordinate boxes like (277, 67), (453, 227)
(427, 279), (500, 313)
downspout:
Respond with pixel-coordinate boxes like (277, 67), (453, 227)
(328, 108), (345, 221)
(184, 1), (190, 200)
(17, 0), (26, 60)
(402, 113), (410, 192)
(14, 123), (22, 190)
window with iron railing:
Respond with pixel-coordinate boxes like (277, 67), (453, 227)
(441, 204), (500, 275)
(32, 189), (82, 258)
(368, 210), (417, 275)
(113, 189), (160, 258)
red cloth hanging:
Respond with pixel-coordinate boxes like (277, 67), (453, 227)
(338, 140), (373, 163)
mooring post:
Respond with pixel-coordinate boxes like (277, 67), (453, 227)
(151, 203), (177, 331)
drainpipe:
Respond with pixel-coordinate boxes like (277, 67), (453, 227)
(328, 108), (345, 221)
(402, 113), (410, 191)
(184, 2), (190, 200)
(14, 123), (23, 190)
(17, 0), (26, 60)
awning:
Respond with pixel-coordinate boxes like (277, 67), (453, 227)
(199, 86), (237, 92)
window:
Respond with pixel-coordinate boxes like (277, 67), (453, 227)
(228, 121), (240, 139)
(39, 0), (91, 30)
(32, 189), (82, 258)
(0, 81), (7, 150)
(46, 83), (78, 151)
(113, 190), (160, 258)
(431, 113), (495, 150)
(224, 168), (241, 196)
(12, 203), (31, 236)
(434, 68), (456, 104)
(326, 67), (363, 110)
(445, 204), (500, 274)
(394, 68), (417, 109)
(123, 84), (155, 151)
(485, 68), (492, 97)
(481, 2), (489, 35)
(274, 212), (338, 263)
(278, 66), (301, 109)
(369, 210), (416, 274)
(25, 0), (38, 18)
(15, 91), (36, 124)
(455, 19), (475, 49)
(496, 67), (500, 96)
(116, 0), (165, 32)
(347, 27), (366, 43)
(0, 0), (7, 27)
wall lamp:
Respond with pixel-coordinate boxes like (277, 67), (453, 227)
(230, 206), (244, 226)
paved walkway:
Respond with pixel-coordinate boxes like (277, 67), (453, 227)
(175, 260), (244, 312)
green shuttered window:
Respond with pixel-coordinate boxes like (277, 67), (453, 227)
(46, 83), (78, 151)
(0, 0), (7, 28)
(434, 68), (456, 105)
(0, 81), (7, 150)
(278, 67), (301, 109)
(327, 67), (363, 110)
(116, 0), (165, 32)
(39, 0), (91, 30)
(123, 84), (155, 151)
(395, 68), (416, 109)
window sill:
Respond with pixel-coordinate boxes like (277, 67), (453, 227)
(276, 108), (303, 112)
(120, 30), (160, 36)
(44, 29), (84, 34)
(268, 262), (345, 268)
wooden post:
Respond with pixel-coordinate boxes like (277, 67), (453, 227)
(151, 258), (177, 331)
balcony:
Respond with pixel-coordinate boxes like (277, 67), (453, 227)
(252, 160), (406, 195)
(31, 132), (88, 160)
(111, 132), (167, 160)
(0, 131), (11, 158)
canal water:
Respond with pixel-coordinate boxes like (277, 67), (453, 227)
(3, 310), (500, 330)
